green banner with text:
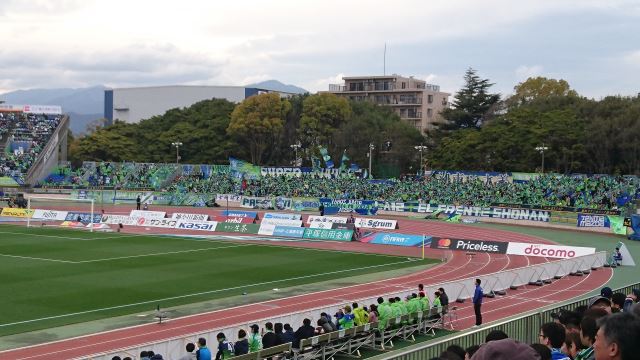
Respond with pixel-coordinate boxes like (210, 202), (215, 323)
(303, 228), (353, 241)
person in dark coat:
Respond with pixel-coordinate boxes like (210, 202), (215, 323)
(261, 322), (278, 349)
(281, 324), (295, 344)
(293, 318), (315, 348)
(274, 323), (285, 345)
(234, 329), (249, 356)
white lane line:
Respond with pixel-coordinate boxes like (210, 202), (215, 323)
(73, 244), (254, 263)
(0, 253), (76, 264)
(0, 258), (418, 328)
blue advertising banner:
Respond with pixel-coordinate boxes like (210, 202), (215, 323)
(369, 233), (431, 247)
(264, 213), (301, 220)
(320, 198), (379, 215)
(221, 210), (258, 219)
(577, 214), (611, 228)
(273, 225), (305, 238)
(65, 212), (102, 223)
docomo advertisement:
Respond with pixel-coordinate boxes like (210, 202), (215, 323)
(130, 210), (166, 219)
(506, 242), (596, 259)
(32, 209), (68, 221)
(354, 217), (397, 230)
(171, 213), (209, 222)
(306, 215), (348, 224)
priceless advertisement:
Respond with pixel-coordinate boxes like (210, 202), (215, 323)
(430, 238), (509, 254)
(506, 242), (596, 259)
(577, 214), (610, 228)
(1, 208), (34, 218)
(32, 209), (68, 221)
(369, 233), (430, 247)
(171, 213), (209, 221)
(303, 228), (354, 241)
(175, 220), (218, 231)
(354, 217), (398, 230)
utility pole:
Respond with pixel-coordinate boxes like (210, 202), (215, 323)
(368, 143), (375, 178)
(414, 144), (428, 175)
(535, 144), (549, 173)
(171, 141), (183, 164)
(290, 142), (301, 167)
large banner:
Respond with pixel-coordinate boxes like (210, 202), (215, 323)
(354, 217), (397, 230)
(273, 225), (305, 238)
(65, 212), (101, 223)
(138, 218), (177, 228)
(130, 210), (166, 219)
(319, 198), (379, 215)
(577, 214), (610, 228)
(229, 157), (261, 180)
(506, 242), (595, 259)
(101, 214), (139, 225)
(291, 197), (322, 212)
(171, 213), (209, 221)
(260, 218), (303, 227)
(264, 213), (301, 220)
(368, 233), (429, 247)
(383, 202), (550, 222)
(216, 222), (260, 234)
(427, 170), (512, 184)
(303, 228), (353, 241)
(0, 176), (20, 186)
(430, 238), (509, 254)
(1, 208), (34, 218)
(260, 167), (354, 179)
(175, 220), (218, 231)
(241, 196), (292, 210)
(32, 209), (68, 221)
(221, 210), (258, 219)
(307, 215), (348, 224)
(217, 216), (255, 224)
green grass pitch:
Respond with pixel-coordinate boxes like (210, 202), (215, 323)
(0, 224), (434, 336)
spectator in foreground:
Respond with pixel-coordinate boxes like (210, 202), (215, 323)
(530, 343), (551, 360)
(611, 293), (626, 313)
(623, 289), (639, 312)
(446, 344), (466, 359)
(539, 322), (570, 360)
(177, 342), (196, 360)
(196, 337), (211, 360)
(485, 329), (509, 342)
(293, 318), (315, 348)
(594, 312), (640, 360)
(140, 351), (149, 360)
(464, 344), (480, 360)
(234, 329), (249, 356)
(587, 296), (612, 314)
(562, 331), (583, 359)
(471, 338), (540, 360)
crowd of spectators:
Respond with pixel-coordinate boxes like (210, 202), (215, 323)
(0, 112), (61, 183)
(109, 285), (639, 360)
(38, 160), (640, 211)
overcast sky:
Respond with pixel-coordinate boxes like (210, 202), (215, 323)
(1, 0), (639, 98)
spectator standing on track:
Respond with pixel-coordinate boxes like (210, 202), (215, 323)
(262, 322), (277, 349)
(248, 324), (262, 352)
(418, 283), (425, 297)
(439, 287), (450, 314)
(473, 279), (483, 327)
(177, 342), (196, 360)
(234, 329), (249, 356)
(136, 195), (141, 210)
(539, 322), (570, 360)
(215, 332), (234, 360)
(196, 337), (212, 360)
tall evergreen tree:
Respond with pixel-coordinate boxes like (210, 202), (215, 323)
(441, 68), (501, 130)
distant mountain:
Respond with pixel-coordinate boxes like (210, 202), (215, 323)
(0, 85), (106, 134)
(246, 80), (308, 94)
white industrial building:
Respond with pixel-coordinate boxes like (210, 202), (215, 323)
(104, 85), (292, 124)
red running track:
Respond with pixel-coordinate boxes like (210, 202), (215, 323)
(0, 209), (612, 359)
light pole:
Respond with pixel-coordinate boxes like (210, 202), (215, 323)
(414, 144), (428, 175)
(171, 141), (183, 164)
(368, 143), (375, 178)
(535, 144), (549, 173)
(290, 142), (301, 167)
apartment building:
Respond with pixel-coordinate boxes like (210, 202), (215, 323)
(327, 74), (450, 133)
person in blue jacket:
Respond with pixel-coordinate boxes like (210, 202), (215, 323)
(473, 279), (483, 327)
(196, 337), (212, 360)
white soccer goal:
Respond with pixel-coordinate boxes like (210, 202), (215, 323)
(26, 195), (96, 232)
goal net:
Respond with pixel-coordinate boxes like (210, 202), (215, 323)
(23, 195), (99, 232)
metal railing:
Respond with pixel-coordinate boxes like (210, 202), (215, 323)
(367, 281), (640, 360)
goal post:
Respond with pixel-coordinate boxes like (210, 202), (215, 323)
(26, 195), (96, 232)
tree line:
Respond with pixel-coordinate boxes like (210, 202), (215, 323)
(68, 70), (640, 176)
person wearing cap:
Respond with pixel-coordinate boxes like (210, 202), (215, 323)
(588, 296), (612, 314)
(539, 322), (570, 360)
(472, 279), (483, 327)
(470, 338), (541, 360)
(601, 287), (613, 301)
(248, 324), (262, 352)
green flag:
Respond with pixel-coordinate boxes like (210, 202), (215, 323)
(608, 216), (627, 235)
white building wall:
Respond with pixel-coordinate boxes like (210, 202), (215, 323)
(111, 86), (247, 123)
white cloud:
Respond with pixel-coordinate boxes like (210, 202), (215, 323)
(515, 65), (544, 81)
(304, 73), (345, 93)
(623, 50), (640, 66)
